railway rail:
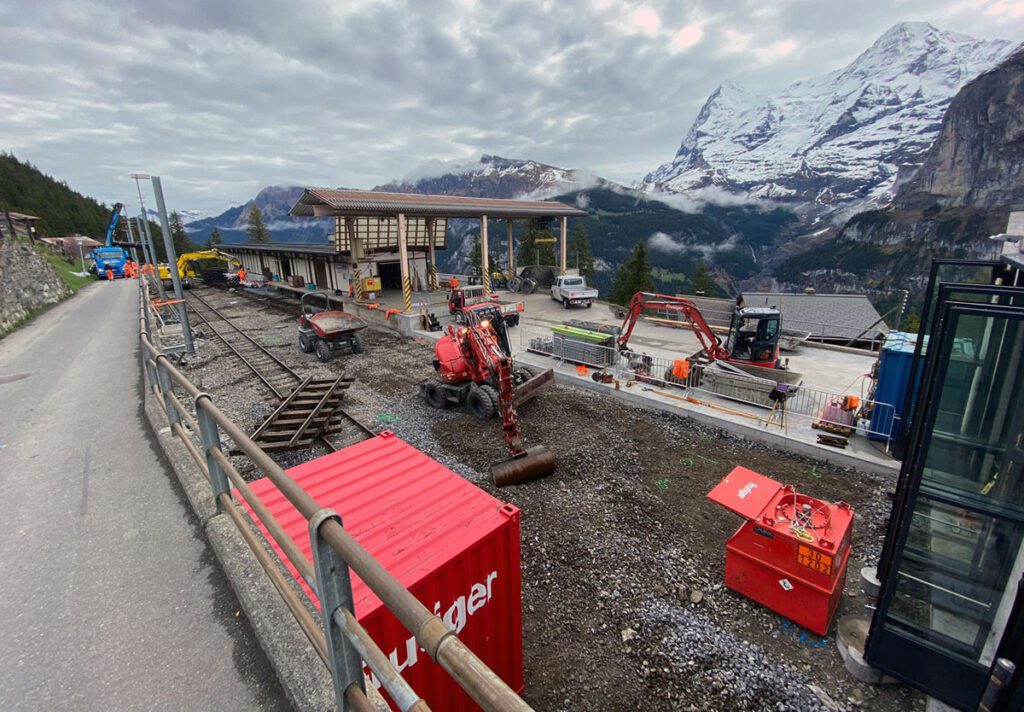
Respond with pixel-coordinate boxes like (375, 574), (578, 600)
(184, 289), (374, 452)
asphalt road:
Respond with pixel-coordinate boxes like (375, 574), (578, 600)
(0, 280), (290, 711)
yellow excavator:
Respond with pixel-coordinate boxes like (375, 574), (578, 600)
(158, 249), (242, 289)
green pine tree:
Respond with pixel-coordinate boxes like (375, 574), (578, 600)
(689, 261), (718, 296)
(568, 221), (595, 278)
(468, 234), (482, 275)
(610, 241), (654, 305)
(205, 227), (223, 248)
(246, 205), (271, 243)
(516, 218), (557, 266)
(169, 211), (193, 255)
(900, 309), (921, 334)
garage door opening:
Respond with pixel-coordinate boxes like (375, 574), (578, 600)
(379, 261), (402, 290)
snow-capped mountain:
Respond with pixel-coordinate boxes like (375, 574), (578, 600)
(642, 22), (1017, 211)
(375, 154), (604, 200)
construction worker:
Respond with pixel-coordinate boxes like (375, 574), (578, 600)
(105, 267), (114, 281)
(449, 275), (459, 289)
(237, 266), (247, 283)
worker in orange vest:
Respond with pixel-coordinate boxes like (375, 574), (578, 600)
(105, 267), (114, 281)
(449, 276), (459, 289)
(237, 266), (247, 283)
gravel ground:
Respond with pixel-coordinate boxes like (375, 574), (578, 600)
(175, 286), (922, 712)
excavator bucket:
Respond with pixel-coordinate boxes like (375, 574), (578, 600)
(512, 367), (554, 407)
(490, 445), (557, 487)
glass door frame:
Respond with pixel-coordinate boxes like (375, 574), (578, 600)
(867, 299), (1024, 709)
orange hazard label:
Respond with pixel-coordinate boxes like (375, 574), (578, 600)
(797, 545), (833, 575)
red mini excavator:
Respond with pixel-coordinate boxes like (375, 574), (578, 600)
(617, 291), (785, 370)
(419, 311), (556, 485)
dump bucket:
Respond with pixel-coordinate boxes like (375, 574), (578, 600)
(491, 445), (557, 486)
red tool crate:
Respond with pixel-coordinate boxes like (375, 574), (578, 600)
(707, 466), (854, 636)
(238, 432), (523, 710)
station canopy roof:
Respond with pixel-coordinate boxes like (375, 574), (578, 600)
(290, 188), (588, 220)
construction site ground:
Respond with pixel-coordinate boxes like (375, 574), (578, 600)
(180, 284), (922, 712)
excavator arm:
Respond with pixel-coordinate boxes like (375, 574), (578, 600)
(457, 324), (526, 456)
(176, 249), (241, 276)
(616, 291), (730, 363)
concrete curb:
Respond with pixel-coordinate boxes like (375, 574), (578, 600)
(142, 385), (337, 711)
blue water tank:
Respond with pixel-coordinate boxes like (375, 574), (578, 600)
(869, 331), (917, 441)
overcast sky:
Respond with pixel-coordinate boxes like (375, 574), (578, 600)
(1, 0), (1021, 215)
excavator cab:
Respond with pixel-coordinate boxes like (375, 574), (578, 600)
(725, 307), (782, 367)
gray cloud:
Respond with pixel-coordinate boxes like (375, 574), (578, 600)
(0, 0), (1020, 215)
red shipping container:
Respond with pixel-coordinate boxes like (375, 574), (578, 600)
(707, 466), (854, 636)
(237, 432), (524, 710)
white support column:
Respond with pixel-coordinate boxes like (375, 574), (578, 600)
(507, 220), (514, 276)
(560, 216), (568, 274)
(398, 213), (412, 311)
(427, 218), (438, 291)
(481, 215), (490, 292)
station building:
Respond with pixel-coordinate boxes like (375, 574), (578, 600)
(230, 188), (586, 309)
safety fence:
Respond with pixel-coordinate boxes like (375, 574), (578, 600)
(521, 330), (899, 442)
(138, 281), (532, 712)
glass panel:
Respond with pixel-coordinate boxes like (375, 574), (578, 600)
(920, 312), (1024, 504)
(882, 305), (1024, 669)
(920, 263), (1006, 351)
(886, 494), (1024, 663)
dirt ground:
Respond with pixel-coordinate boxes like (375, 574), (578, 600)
(179, 286), (923, 712)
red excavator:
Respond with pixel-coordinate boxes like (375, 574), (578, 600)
(420, 311), (556, 485)
(617, 291), (785, 370)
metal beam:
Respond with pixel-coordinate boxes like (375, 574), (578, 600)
(397, 212), (412, 311)
(507, 220), (514, 276)
(560, 216), (567, 274)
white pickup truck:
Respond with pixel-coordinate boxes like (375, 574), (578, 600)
(550, 275), (598, 309)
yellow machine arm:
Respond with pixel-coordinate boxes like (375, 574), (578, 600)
(158, 249), (242, 281)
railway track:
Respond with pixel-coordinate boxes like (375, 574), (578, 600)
(184, 289), (374, 452)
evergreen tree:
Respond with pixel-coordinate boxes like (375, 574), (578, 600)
(205, 227), (223, 248)
(568, 221), (595, 278)
(516, 218), (557, 266)
(689, 261), (718, 296)
(246, 205), (271, 243)
(610, 241), (654, 305)
(468, 234), (482, 275)
(900, 309), (921, 334)
(169, 211), (193, 255)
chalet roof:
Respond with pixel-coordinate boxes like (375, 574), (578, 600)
(290, 188), (587, 219)
(744, 292), (889, 341)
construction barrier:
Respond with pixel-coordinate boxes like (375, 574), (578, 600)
(522, 331), (898, 442)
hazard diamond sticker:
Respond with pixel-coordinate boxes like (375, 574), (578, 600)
(779, 578), (794, 591)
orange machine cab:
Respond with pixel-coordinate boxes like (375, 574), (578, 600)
(707, 466), (854, 635)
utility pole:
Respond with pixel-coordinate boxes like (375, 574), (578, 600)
(151, 175), (194, 354)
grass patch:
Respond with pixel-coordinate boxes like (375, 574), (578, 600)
(38, 246), (96, 293)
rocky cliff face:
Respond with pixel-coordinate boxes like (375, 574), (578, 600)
(897, 47), (1024, 211)
(775, 47), (1024, 308)
(0, 239), (71, 333)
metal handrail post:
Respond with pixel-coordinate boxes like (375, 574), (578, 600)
(309, 508), (365, 711)
(195, 394), (229, 510)
(156, 359), (181, 427)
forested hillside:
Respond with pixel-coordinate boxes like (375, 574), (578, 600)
(0, 153), (113, 238)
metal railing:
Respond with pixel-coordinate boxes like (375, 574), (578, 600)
(523, 331), (899, 442)
(138, 281), (531, 712)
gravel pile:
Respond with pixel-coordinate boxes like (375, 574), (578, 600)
(172, 287), (921, 712)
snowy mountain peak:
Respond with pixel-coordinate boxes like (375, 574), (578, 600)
(376, 154), (602, 200)
(642, 23), (1017, 211)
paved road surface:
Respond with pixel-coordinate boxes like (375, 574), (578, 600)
(0, 280), (290, 710)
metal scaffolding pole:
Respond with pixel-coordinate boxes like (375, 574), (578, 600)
(151, 176), (194, 354)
